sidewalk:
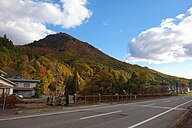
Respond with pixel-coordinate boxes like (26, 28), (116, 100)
(0, 109), (18, 117)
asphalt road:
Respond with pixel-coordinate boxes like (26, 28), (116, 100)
(0, 95), (192, 128)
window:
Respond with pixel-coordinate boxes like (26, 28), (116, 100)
(24, 83), (30, 87)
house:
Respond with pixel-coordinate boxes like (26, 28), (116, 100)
(160, 84), (191, 93)
(8, 77), (40, 98)
(0, 70), (17, 95)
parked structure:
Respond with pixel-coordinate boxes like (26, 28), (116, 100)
(8, 77), (40, 98)
(0, 70), (16, 95)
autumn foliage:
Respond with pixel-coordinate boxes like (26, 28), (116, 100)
(0, 33), (190, 96)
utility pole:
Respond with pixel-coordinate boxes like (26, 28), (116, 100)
(55, 61), (59, 98)
(176, 81), (179, 96)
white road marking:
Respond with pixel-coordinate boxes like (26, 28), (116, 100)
(143, 103), (156, 106)
(0, 99), (167, 121)
(127, 99), (192, 128)
(80, 110), (122, 120)
(164, 100), (171, 103)
(0, 96), (189, 122)
(0, 105), (121, 122)
(130, 104), (186, 111)
(142, 105), (187, 111)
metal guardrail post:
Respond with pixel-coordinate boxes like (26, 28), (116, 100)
(74, 94), (76, 106)
(98, 94), (101, 103)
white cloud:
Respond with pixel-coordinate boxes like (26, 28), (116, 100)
(0, 0), (92, 45)
(188, 7), (192, 14)
(176, 14), (185, 19)
(125, 7), (192, 64)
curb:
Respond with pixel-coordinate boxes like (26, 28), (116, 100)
(171, 106), (192, 128)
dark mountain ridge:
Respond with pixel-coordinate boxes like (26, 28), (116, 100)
(26, 33), (110, 60)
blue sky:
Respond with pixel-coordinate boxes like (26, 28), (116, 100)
(0, 0), (192, 79)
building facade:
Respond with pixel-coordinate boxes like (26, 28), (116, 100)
(0, 70), (16, 95)
(8, 78), (40, 98)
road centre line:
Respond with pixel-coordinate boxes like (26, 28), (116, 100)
(143, 103), (156, 106)
(127, 99), (192, 128)
(164, 100), (171, 103)
(0, 96), (187, 122)
(0, 105), (121, 122)
(80, 110), (122, 120)
(0, 99), (164, 121)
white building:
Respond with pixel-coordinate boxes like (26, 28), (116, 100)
(0, 70), (16, 95)
(8, 78), (40, 98)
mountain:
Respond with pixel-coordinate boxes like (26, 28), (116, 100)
(0, 33), (190, 96)
(24, 33), (144, 73)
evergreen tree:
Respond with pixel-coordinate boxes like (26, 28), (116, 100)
(125, 72), (149, 94)
(71, 69), (80, 94)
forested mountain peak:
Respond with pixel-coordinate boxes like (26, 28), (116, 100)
(0, 34), (190, 96)
(27, 32), (81, 50)
(25, 32), (110, 61)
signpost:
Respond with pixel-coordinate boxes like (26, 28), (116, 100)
(2, 88), (6, 110)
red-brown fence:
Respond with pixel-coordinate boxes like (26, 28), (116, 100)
(76, 93), (172, 105)
(0, 94), (18, 109)
(0, 93), (173, 109)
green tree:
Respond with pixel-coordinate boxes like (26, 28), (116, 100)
(33, 83), (43, 98)
(124, 71), (149, 94)
(83, 69), (115, 95)
(71, 69), (80, 94)
(48, 82), (56, 92)
(65, 69), (81, 95)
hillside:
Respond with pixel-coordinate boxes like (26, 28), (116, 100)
(0, 33), (190, 96)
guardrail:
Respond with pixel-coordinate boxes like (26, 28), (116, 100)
(76, 93), (172, 105)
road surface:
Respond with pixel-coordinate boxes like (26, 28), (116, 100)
(0, 95), (192, 128)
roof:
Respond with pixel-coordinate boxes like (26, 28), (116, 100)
(0, 83), (14, 89)
(0, 70), (7, 76)
(8, 78), (40, 83)
(0, 76), (17, 88)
